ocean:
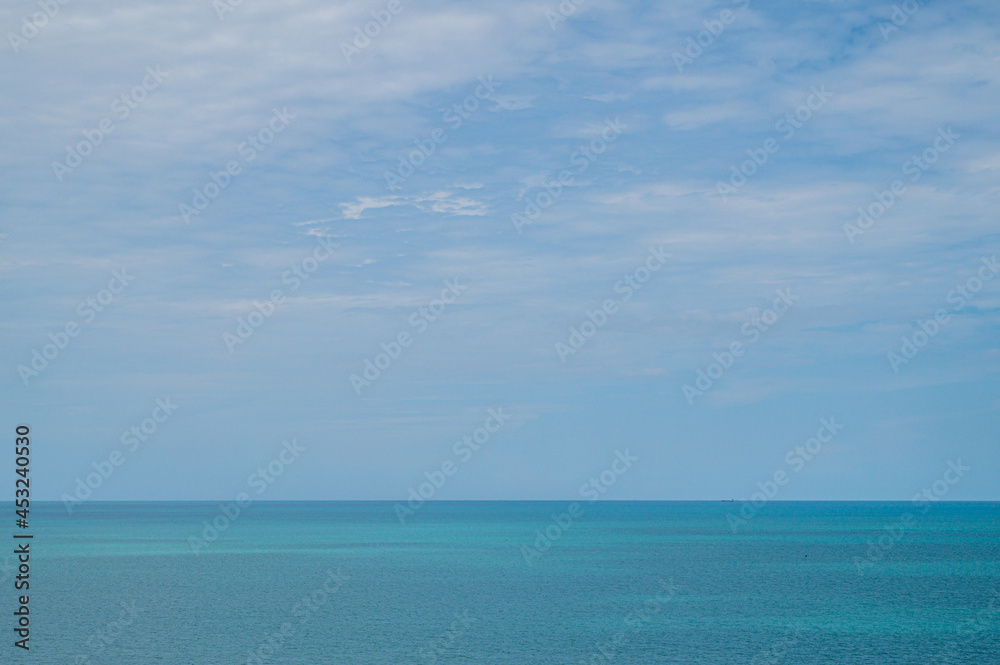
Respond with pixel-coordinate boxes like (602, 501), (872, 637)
(13, 501), (1000, 663)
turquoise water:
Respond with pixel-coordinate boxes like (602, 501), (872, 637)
(11, 501), (1000, 663)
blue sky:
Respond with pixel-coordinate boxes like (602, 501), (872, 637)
(2, 0), (998, 501)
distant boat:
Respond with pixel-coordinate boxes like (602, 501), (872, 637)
(722, 499), (735, 502)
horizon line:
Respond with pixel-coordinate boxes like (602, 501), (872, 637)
(10, 499), (1000, 504)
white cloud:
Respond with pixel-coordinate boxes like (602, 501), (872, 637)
(339, 191), (488, 219)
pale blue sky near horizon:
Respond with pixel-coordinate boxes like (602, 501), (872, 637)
(1, 0), (998, 501)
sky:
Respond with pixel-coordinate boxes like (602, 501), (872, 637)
(1, 0), (998, 502)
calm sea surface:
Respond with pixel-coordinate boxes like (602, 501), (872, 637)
(13, 501), (1000, 663)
